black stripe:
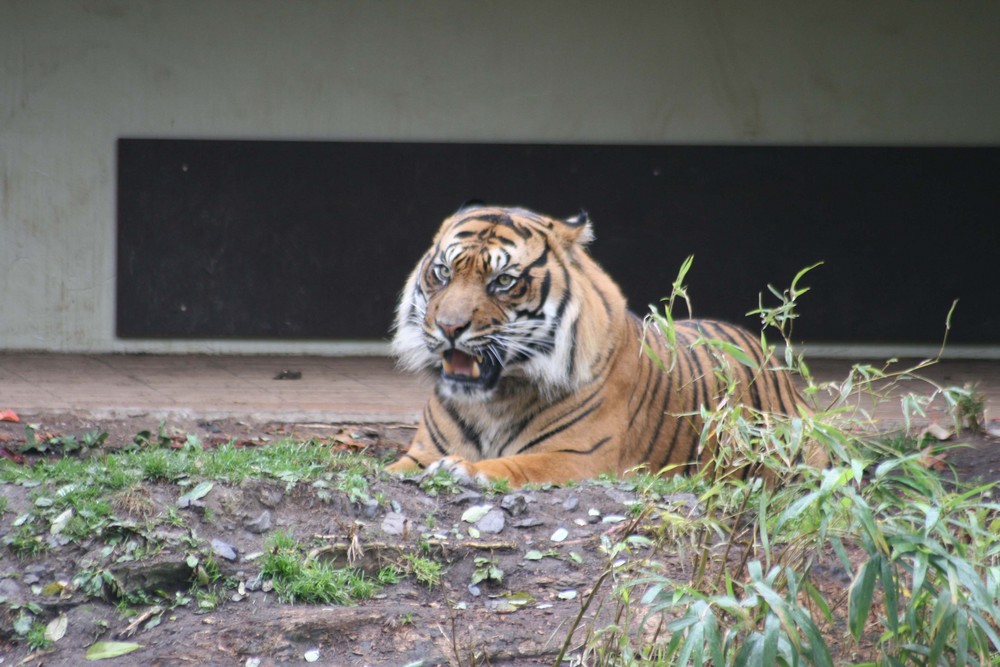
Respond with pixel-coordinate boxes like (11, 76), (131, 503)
(534, 382), (606, 435)
(566, 316), (579, 381)
(628, 347), (662, 430)
(423, 406), (450, 457)
(643, 336), (687, 466)
(402, 453), (426, 469)
(558, 436), (612, 456)
(441, 400), (483, 455)
(537, 272), (551, 308)
(516, 400), (604, 455)
(652, 331), (697, 471)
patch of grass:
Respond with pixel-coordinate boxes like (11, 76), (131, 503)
(2, 522), (48, 558)
(419, 467), (463, 496)
(400, 553), (444, 589)
(376, 565), (403, 586)
(260, 531), (377, 605)
(486, 476), (512, 495)
(25, 620), (53, 651)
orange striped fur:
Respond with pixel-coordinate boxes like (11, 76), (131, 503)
(389, 206), (823, 486)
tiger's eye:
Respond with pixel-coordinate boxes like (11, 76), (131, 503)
(433, 264), (452, 282)
(494, 274), (516, 290)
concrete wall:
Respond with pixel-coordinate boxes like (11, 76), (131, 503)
(1, 1), (998, 353)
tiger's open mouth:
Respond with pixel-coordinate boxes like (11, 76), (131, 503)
(440, 349), (502, 389)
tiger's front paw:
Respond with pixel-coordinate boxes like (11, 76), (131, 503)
(422, 456), (490, 487)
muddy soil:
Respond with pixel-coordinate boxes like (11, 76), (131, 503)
(1, 414), (998, 666)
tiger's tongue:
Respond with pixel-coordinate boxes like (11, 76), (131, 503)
(443, 350), (480, 378)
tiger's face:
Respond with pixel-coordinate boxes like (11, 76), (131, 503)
(393, 206), (594, 401)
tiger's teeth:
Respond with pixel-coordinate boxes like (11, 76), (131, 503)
(442, 356), (454, 375)
(472, 360), (481, 379)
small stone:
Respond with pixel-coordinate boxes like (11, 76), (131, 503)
(360, 500), (379, 519)
(244, 510), (272, 534)
(450, 491), (484, 506)
(244, 573), (264, 592)
(211, 539), (238, 561)
(562, 496), (579, 512)
(381, 511), (408, 536)
(475, 508), (506, 534)
(0, 578), (23, 603)
(604, 488), (637, 504)
(662, 493), (701, 516)
(468, 583), (481, 597)
(513, 517), (544, 529)
(499, 494), (528, 516)
(257, 486), (284, 508)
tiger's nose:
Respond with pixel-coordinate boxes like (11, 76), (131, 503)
(437, 320), (470, 342)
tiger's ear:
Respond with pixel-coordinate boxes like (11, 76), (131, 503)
(555, 209), (595, 247)
(457, 199), (485, 211)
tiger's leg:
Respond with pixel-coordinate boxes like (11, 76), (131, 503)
(385, 419), (444, 475)
(423, 451), (618, 488)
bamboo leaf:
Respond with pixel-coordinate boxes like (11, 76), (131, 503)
(879, 554), (899, 636)
(849, 559), (878, 641)
(762, 613), (779, 667)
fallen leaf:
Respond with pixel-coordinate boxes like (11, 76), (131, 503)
(304, 648), (321, 662)
(557, 589), (578, 600)
(177, 481), (214, 507)
(0, 409), (19, 422)
(917, 446), (948, 471)
(45, 614), (68, 643)
(42, 581), (68, 596)
(50, 508), (74, 535)
(461, 504), (493, 523)
(550, 527), (569, 542)
(85, 641), (143, 660)
(920, 423), (953, 441)
(504, 592), (536, 606)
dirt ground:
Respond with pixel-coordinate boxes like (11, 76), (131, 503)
(1, 413), (999, 666)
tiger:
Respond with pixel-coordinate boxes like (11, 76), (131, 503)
(388, 205), (826, 487)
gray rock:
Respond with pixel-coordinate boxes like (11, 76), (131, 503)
(499, 494), (528, 516)
(211, 538), (238, 561)
(359, 499), (380, 519)
(662, 493), (702, 517)
(381, 511), (408, 536)
(257, 485), (284, 508)
(562, 496), (579, 512)
(0, 578), (23, 603)
(245, 510), (272, 534)
(245, 572), (264, 592)
(475, 508), (506, 534)
(604, 487), (637, 504)
(512, 517), (544, 529)
(450, 491), (484, 506)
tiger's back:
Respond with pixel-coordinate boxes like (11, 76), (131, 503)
(389, 205), (822, 486)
